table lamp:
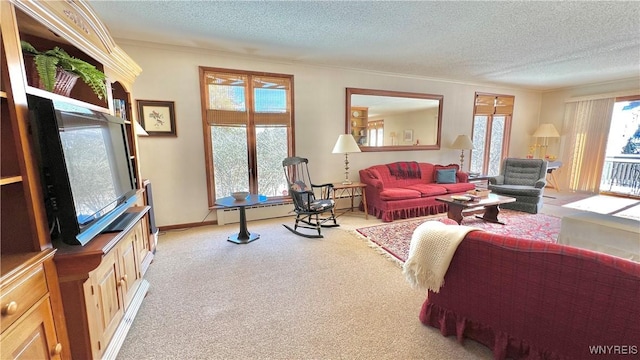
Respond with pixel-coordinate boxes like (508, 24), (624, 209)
(332, 134), (361, 184)
(532, 123), (560, 159)
(451, 134), (474, 170)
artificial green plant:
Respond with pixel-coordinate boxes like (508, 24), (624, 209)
(20, 40), (107, 100)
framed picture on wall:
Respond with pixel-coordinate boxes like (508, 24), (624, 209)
(403, 129), (413, 142)
(136, 100), (177, 136)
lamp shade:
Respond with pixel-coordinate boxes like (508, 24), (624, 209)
(532, 123), (560, 138)
(451, 134), (474, 150)
(134, 121), (149, 136)
(332, 134), (361, 154)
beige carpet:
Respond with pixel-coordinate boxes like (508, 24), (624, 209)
(116, 218), (493, 359)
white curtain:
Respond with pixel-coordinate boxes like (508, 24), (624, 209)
(559, 98), (615, 192)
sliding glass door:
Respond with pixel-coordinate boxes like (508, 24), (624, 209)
(599, 96), (640, 197)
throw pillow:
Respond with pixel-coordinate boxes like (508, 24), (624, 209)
(433, 164), (460, 182)
(291, 180), (308, 192)
(436, 169), (457, 184)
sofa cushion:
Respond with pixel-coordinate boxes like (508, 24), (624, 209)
(489, 184), (543, 197)
(379, 188), (422, 201)
(437, 182), (476, 194)
(404, 184), (448, 196)
(436, 169), (457, 184)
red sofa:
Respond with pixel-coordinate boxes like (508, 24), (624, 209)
(359, 162), (475, 222)
(420, 230), (640, 360)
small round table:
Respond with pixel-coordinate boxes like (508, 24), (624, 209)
(215, 194), (267, 244)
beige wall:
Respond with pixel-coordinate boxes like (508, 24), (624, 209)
(121, 41), (547, 227)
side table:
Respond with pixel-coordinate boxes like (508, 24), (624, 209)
(215, 194), (267, 244)
(468, 174), (492, 189)
(331, 182), (368, 219)
(546, 161), (562, 191)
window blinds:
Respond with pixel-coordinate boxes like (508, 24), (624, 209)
(475, 94), (514, 115)
(204, 71), (291, 126)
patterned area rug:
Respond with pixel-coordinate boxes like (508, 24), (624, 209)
(356, 209), (561, 262)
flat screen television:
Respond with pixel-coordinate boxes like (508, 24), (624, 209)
(28, 95), (137, 245)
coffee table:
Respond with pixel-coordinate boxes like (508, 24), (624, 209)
(436, 193), (516, 225)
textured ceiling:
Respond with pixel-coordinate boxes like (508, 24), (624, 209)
(88, 1), (640, 91)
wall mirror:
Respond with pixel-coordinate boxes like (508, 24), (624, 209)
(346, 88), (443, 152)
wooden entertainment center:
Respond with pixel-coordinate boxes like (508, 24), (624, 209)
(1, 1), (153, 359)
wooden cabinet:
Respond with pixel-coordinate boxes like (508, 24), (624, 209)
(1, 1), (148, 359)
(134, 213), (153, 277)
(1, 2), (71, 358)
(89, 250), (123, 355)
(56, 208), (150, 360)
(0, 251), (65, 360)
(349, 106), (368, 145)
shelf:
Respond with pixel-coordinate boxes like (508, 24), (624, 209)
(0, 176), (23, 185)
(25, 85), (110, 113)
(1, 3), (144, 359)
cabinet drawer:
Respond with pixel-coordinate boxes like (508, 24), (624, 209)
(1, 264), (48, 333)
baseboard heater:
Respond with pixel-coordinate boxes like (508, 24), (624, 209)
(217, 202), (295, 225)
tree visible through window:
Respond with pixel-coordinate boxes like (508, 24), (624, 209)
(200, 68), (294, 206)
(470, 93), (514, 175)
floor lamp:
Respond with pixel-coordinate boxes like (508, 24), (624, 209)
(332, 134), (361, 184)
(451, 134), (474, 170)
(532, 123), (560, 159)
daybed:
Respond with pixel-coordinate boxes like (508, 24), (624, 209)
(419, 229), (640, 360)
(359, 162), (476, 222)
(558, 211), (640, 262)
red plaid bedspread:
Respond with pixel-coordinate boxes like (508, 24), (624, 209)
(420, 230), (640, 360)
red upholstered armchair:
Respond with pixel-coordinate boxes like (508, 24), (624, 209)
(420, 230), (640, 360)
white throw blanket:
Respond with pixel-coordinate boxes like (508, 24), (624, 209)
(403, 221), (478, 292)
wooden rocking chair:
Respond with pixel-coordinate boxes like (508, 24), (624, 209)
(282, 156), (339, 238)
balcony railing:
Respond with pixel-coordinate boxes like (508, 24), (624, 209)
(600, 155), (640, 196)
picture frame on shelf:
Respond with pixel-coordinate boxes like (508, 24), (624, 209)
(403, 129), (413, 142)
(136, 100), (177, 136)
